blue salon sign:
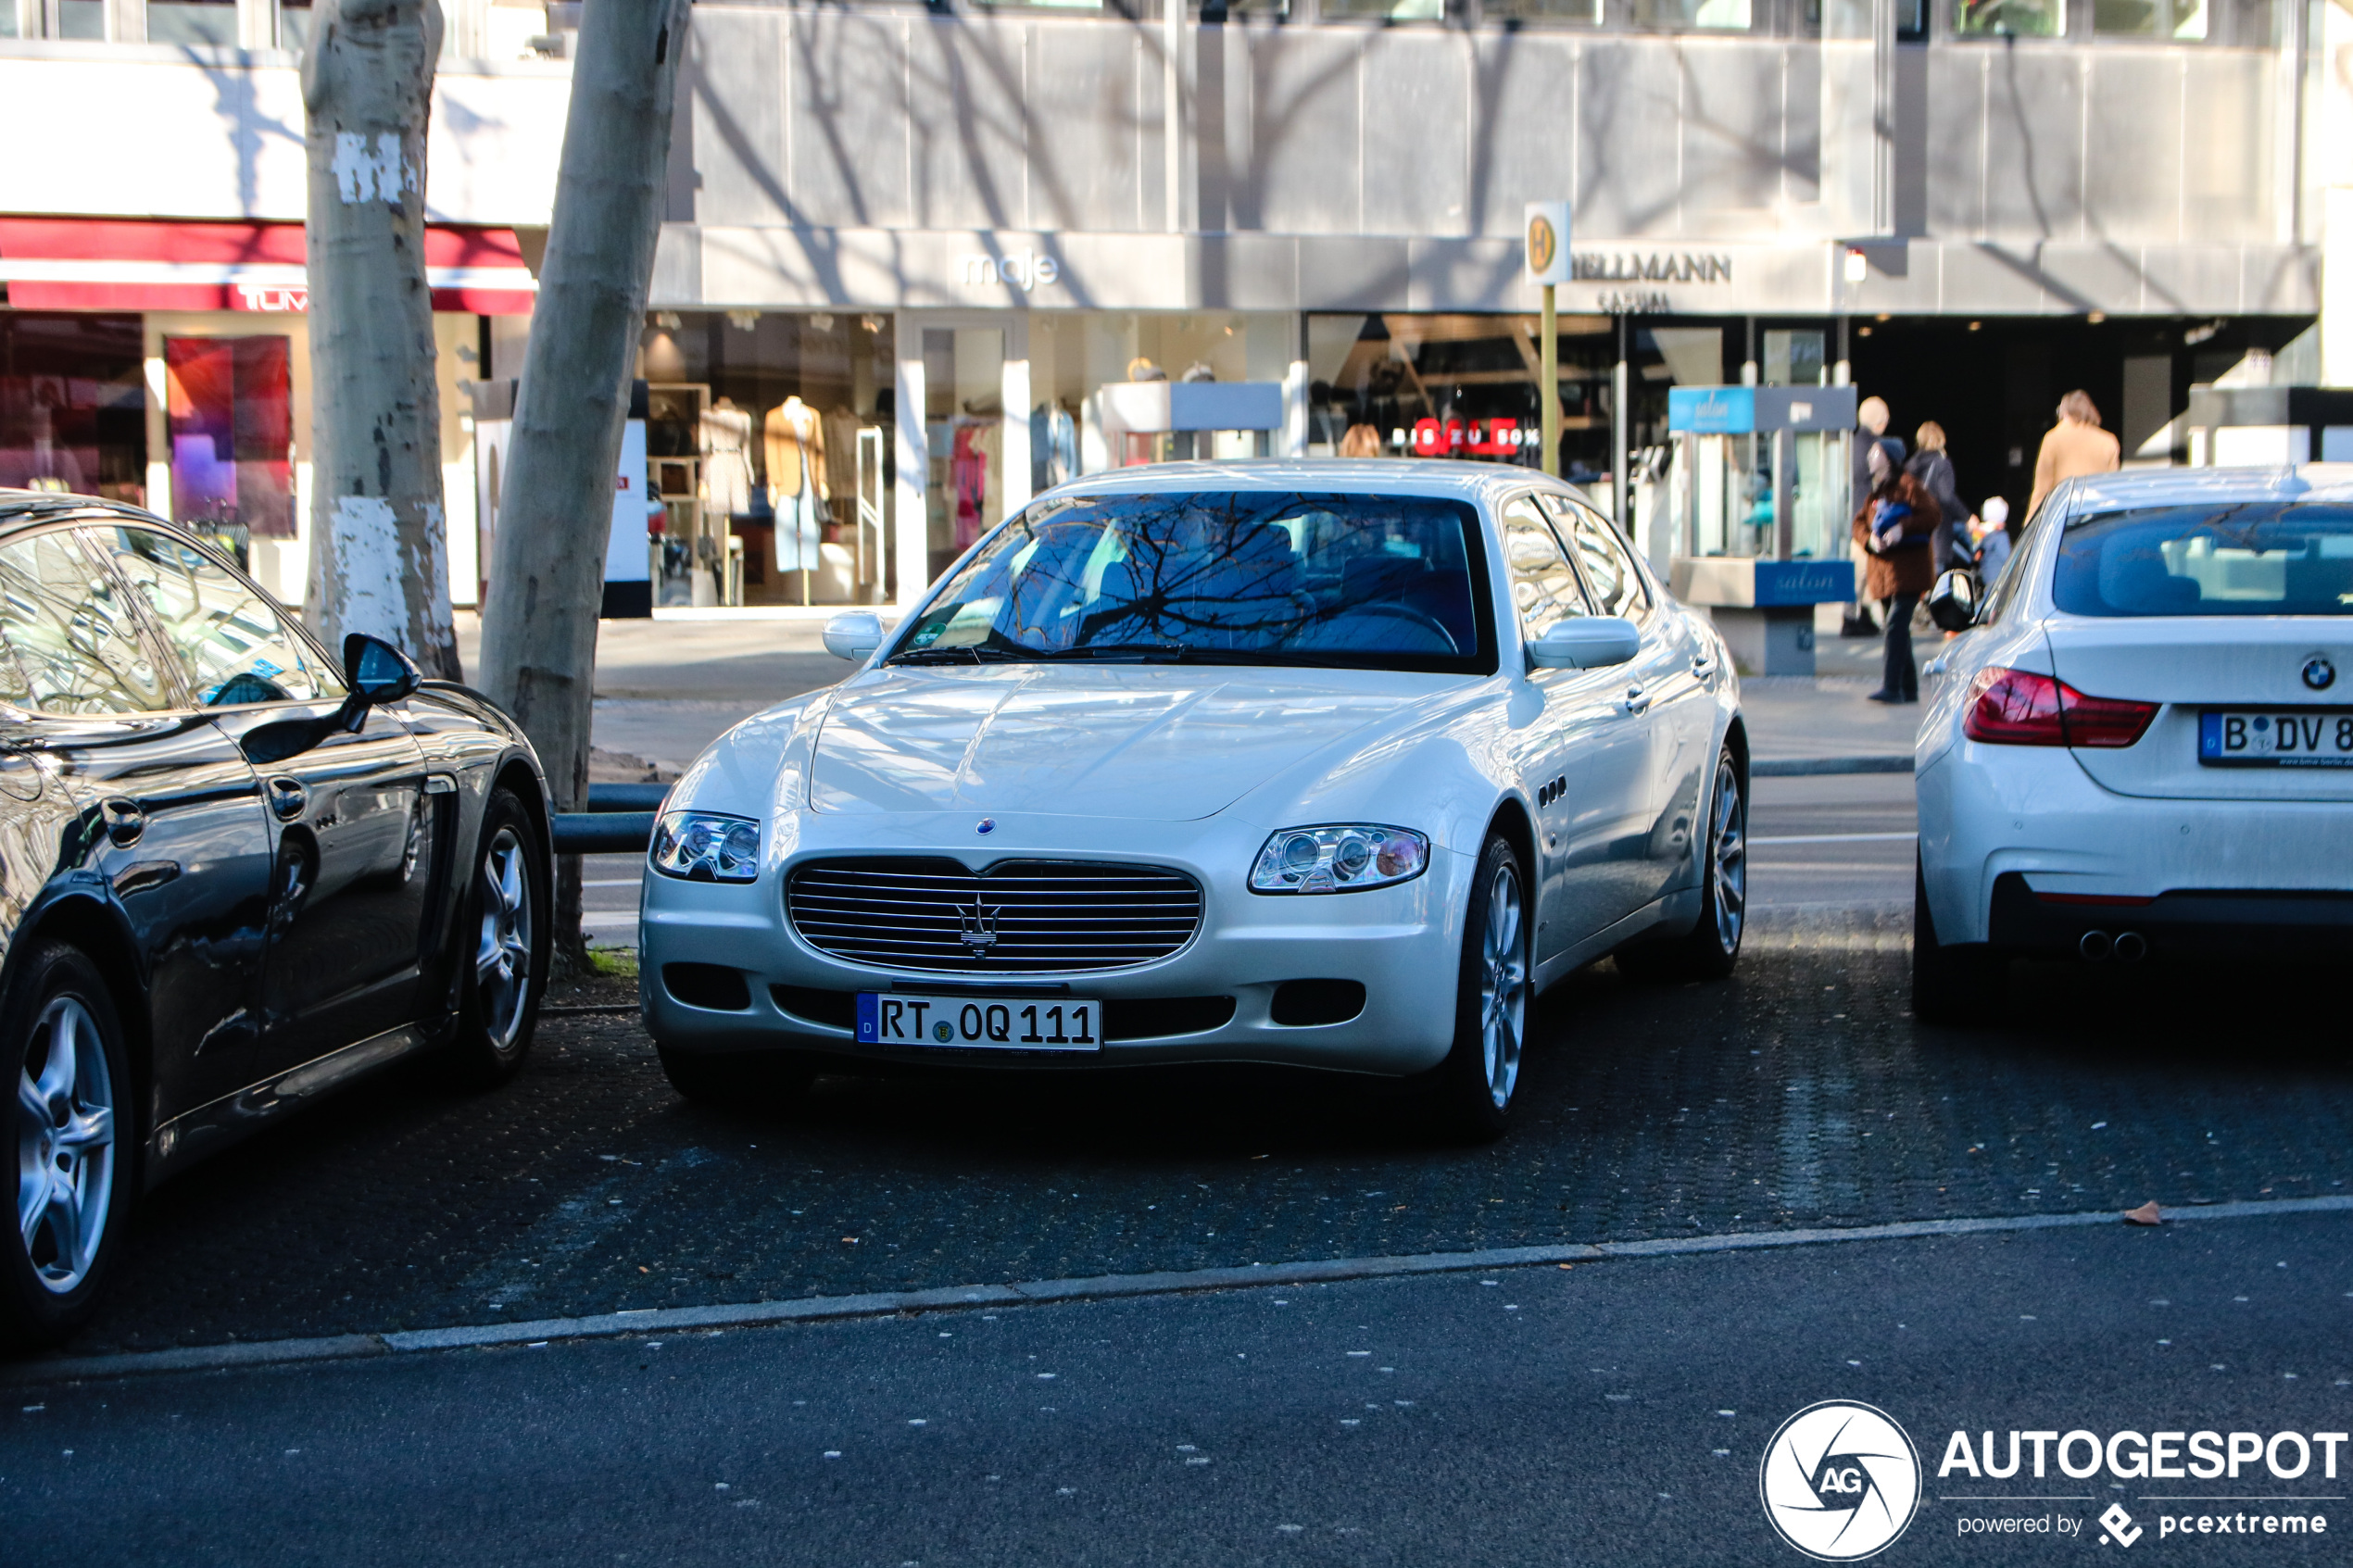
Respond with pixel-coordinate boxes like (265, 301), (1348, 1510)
(1667, 386), (1755, 433)
(1753, 560), (1856, 606)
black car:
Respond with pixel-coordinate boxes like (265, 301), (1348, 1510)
(0, 493), (552, 1348)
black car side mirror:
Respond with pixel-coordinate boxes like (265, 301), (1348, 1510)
(344, 633), (422, 705)
(1927, 569), (1979, 633)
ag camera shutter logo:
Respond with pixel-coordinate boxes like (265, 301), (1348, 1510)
(1759, 1400), (1922, 1561)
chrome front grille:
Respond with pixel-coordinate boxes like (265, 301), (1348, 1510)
(786, 858), (1203, 974)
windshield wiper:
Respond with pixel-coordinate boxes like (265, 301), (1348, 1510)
(887, 646), (1028, 665)
(1027, 643), (1195, 662)
(1029, 643), (1355, 668)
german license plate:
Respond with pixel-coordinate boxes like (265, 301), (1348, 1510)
(2199, 709), (2353, 768)
(854, 991), (1102, 1051)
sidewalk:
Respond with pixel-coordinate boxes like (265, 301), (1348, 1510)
(453, 613), (1939, 779)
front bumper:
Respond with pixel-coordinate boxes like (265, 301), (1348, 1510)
(636, 809), (1472, 1076)
(1918, 742), (2353, 952)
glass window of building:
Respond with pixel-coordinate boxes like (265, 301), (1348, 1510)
(147, 0), (241, 44)
(0, 314), (147, 505)
(163, 336), (296, 552)
(1321, 0), (1444, 19)
(2093, 0), (2207, 35)
(1481, 0), (1603, 20)
(279, 0), (315, 49)
(55, 0), (106, 37)
(1630, 0), (1755, 27)
(1956, 0), (2063, 34)
(635, 311), (896, 608)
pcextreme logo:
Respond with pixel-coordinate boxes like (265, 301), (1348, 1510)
(1760, 1401), (1924, 1561)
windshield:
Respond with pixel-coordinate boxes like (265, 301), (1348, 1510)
(2054, 503), (2353, 618)
(891, 491), (1495, 673)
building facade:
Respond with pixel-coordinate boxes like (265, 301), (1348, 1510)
(3, 0), (2342, 612)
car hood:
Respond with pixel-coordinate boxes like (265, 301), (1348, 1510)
(808, 665), (1427, 820)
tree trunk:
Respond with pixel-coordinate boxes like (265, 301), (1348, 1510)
(301, 0), (461, 681)
(477, 0), (689, 967)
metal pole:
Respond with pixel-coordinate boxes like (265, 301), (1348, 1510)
(1540, 283), (1558, 478)
(1611, 313), (1629, 530)
(1771, 427), (1793, 562)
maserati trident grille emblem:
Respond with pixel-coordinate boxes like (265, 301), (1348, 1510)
(958, 900), (1000, 952)
(2303, 656), (2336, 692)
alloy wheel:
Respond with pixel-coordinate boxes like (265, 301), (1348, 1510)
(15, 996), (116, 1295)
(1709, 757), (1747, 954)
(1478, 859), (1529, 1109)
(475, 826), (535, 1052)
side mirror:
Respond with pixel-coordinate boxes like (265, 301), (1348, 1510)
(1927, 569), (1978, 633)
(1528, 616), (1642, 671)
(823, 610), (884, 662)
(342, 633), (422, 705)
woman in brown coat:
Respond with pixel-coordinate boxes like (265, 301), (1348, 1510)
(1850, 441), (1943, 704)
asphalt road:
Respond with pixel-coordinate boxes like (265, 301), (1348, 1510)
(6, 1213), (2346, 1566)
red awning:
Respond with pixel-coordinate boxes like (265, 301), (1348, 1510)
(0, 219), (535, 315)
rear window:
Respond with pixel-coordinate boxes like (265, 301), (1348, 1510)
(2053, 503), (2353, 618)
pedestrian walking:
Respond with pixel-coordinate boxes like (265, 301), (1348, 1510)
(1851, 442), (1942, 704)
(1971, 495), (2012, 582)
(1843, 395), (1901, 636)
(1905, 421), (1968, 575)
(2027, 390), (2120, 516)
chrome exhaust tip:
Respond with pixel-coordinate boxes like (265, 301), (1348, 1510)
(2079, 930), (2113, 962)
(2112, 931), (2147, 964)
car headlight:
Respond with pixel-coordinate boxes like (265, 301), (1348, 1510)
(1250, 824), (1428, 894)
(650, 810), (762, 883)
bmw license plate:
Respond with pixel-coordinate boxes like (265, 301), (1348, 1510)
(855, 992), (1102, 1051)
(2198, 709), (2353, 768)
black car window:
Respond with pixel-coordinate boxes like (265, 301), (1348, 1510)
(1542, 495), (1653, 621)
(1500, 495), (1593, 641)
(0, 529), (178, 715)
(89, 524), (344, 706)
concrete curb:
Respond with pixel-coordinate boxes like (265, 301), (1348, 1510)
(1753, 756), (1914, 777)
(9, 1195), (2346, 1386)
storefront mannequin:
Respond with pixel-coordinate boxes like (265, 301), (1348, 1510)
(766, 395), (827, 604)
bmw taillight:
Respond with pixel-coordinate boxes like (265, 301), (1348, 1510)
(1963, 667), (2158, 749)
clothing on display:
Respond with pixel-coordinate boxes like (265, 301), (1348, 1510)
(950, 420), (1000, 549)
(765, 396), (827, 573)
(698, 399), (755, 519)
(1030, 404), (1077, 494)
(822, 407), (861, 529)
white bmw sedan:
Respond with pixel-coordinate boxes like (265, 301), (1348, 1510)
(1914, 465), (2353, 1021)
(639, 460), (1747, 1136)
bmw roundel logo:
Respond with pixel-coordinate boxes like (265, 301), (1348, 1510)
(2303, 657), (2336, 692)
(976, 817), (996, 835)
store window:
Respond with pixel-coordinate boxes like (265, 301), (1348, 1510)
(1956, 0), (2063, 34)
(279, 0), (314, 48)
(147, 0), (240, 44)
(0, 314), (146, 504)
(163, 336), (296, 555)
(635, 311), (895, 608)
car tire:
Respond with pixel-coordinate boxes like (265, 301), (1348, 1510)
(1912, 853), (2003, 1025)
(1615, 746), (1747, 984)
(657, 1046), (817, 1107)
(1418, 834), (1531, 1143)
(1, 942), (135, 1349)
(440, 787), (551, 1089)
